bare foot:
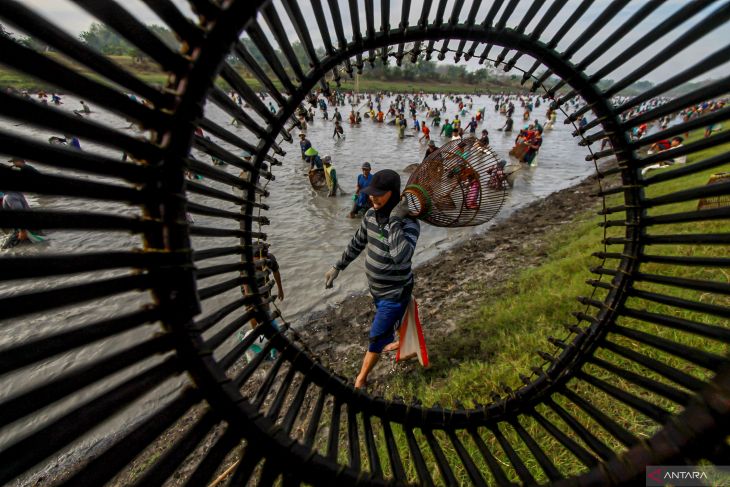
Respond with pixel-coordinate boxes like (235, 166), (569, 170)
(382, 341), (400, 353)
(354, 375), (367, 389)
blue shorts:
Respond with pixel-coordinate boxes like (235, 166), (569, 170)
(369, 297), (410, 353)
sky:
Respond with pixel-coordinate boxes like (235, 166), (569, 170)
(6, 0), (729, 86)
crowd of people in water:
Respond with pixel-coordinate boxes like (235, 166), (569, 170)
(2, 84), (727, 252)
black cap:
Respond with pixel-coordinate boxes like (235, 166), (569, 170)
(362, 169), (400, 197)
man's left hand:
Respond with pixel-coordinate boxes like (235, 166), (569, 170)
(390, 198), (410, 219)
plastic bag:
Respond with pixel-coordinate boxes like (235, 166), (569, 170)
(396, 297), (429, 367)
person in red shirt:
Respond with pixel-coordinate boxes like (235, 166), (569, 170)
(419, 124), (430, 143)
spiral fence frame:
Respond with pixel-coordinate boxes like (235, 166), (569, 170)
(0, 0), (729, 485)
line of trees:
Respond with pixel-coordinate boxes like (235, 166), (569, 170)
(9, 22), (662, 92)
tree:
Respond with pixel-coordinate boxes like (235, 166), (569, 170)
(79, 22), (135, 56)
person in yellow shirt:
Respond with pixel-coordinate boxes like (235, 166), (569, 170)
(322, 155), (338, 197)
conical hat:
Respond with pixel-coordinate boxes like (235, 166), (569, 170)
(304, 147), (318, 156)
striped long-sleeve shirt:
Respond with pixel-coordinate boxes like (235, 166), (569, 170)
(334, 209), (420, 300)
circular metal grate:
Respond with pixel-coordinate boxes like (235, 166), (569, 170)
(0, 1), (729, 485)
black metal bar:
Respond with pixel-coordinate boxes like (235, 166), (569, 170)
(479, 0), (504, 29)
(509, 3), (566, 71)
(186, 180), (260, 209)
(382, 420), (407, 482)
(220, 63), (277, 125)
(591, 1), (716, 85)
(467, 428), (511, 486)
(601, 340), (705, 392)
(621, 78), (730, 129)
(550, 0), (663, 93)
(232, 338), (277, 388)
(630, 288), (730, 319)
(228, 448), (263, 486)
(0, 36), (169, 128)
(197, 276), (245, 301)
(622, 306), (730, 342)
(232, 40), (288, 106)
(453, 0), (482, 61)
(64, 388), (201, 487)
(252, 352), (288, 410)
(70, 0), (190, 74)
(446, 430), (488, 486)
(0, 210), (156, 234)
(613, 325), (722, 370)
(588, 356), (692, 405)
(139, 0), (204, 46)
(266, 365), (297, 421)
(605, 3), (730, 98)
(281, 0), (320, 69)
(282, 377), (312, 435)
(188, 136), (274, 180)
(0, 334), (174, 428)
(535, 0), (630, 88)
(347, 406), (361, 471)
(132, 410), (218, 487)
(0, 358), (180, 485)
(510, 418), (562, 481)
(187, 201), (246, 223)
(543, 397), (616, 461)
(364, 0), (376, 64)
(197, 117), (279, 166)
(246, 23), (297, 93)
(189, 225), (266, 240)
(404, 427), (434, 487)
(363, 414), (383, 478)
(520, 0), (594, 81)
(425, 0), (449, 59)
(0, 131), (149, 184)
(529, 408), (599, 467)
(559, 388), (639, 448)
(304, 387), (327, 447)
(0, 308), (160, 376)
(193, 297), (250, 333)
(0, 251), (186, 281)
(207, 87), (268, 140)
(577, 371), (670, 423)
(262, 3), (307, 81)
(0, 274), (152, 321)
(642, 180), (730, 209)
(326, 396), (342, 461)
(635, 271), (730, 296)
(492, 424), (536, 484)
(311, 0), (335, 57)
(423, 429), (457, 485)
(622, 52), (730, 125)
(183, 429), (239, 487)
(634, 106), (730, 151)
(202, 308), (257, 353)
(494, 0), (543, 66)
(0, 0), (171, 107)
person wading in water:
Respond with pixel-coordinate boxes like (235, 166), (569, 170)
(325, 169), (419, 389)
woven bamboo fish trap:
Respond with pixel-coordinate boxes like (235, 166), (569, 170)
(404, 137), (508, 227)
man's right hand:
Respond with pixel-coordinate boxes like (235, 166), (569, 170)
(325, 267), (340, 289)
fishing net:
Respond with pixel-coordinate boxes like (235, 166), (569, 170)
(404, 137), (508, 227)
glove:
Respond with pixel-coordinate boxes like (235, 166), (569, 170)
(325, 266), (340, 289)
(390, 197), (410, 220)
